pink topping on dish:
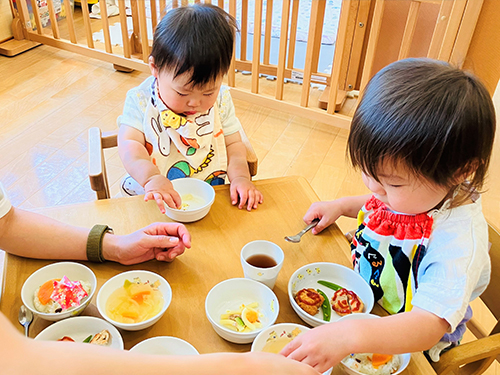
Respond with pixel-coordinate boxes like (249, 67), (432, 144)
(50, 276), (88, 310)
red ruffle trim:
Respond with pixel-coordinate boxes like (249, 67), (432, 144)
(363, 196), (433, 240)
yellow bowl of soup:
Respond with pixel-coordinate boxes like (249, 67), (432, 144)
(96, 270), (172, 331)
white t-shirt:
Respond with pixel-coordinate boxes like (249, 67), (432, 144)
(0, 183), (12, 219)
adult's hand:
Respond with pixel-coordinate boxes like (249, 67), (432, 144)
(103, 222), (191, 265)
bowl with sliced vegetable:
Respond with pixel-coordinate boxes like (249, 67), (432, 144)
(96, 270), (172, 331)
(34, 316), (123, 350)
(205, 278), (279, 344)
(288, 262), (374, 327)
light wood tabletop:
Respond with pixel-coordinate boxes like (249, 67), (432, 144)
(0, 176), (436, 375)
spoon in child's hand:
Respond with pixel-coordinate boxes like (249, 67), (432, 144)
(284, 219), (320, 243)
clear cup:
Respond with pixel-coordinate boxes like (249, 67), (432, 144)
(240, 240), (284, 289)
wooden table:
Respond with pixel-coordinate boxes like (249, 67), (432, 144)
(0, 176), (436, 375)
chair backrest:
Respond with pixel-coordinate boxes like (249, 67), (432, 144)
(88, 127), (258, 200)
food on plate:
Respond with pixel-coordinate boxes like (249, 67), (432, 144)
(317, 280), (343, 291)
(220, 302), (263, 332)
(58, 329), (111, 345)
(34, 276), (91, 314)
(105, 277), (164, 324)
(262, 327), (302, 353)
(178, 193), (205, 211)
(331, 288), (364, 316)
(316, 289), (331, 322)
(342, 353), (400, 375)
(294, 288), (324, 316)
(89, 329), (111, 345)
(58, 336), (75, 342)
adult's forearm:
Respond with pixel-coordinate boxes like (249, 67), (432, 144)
(0, 207), (88, 260)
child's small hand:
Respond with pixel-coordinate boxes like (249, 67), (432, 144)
(304, 201), (343, 234)
(230, 177), (263, 211)
(144, 175), (182, 213)
(280, 324), (347, 373)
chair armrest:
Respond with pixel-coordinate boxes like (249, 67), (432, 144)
(432, 333), (500, 375)
(88, 127), (109, 199)
(238, 128), (258, 177)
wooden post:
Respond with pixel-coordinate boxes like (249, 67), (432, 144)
(359, 0), (385, 92)
(47, 0), (61, 39)
(398, 1), (420, 60)
(327, 0), (352, 114)
(276, 0), (291, 100)
(80, 0), (95, 48)
(99, 0), (113, 53)
(251, 0), (263, 94)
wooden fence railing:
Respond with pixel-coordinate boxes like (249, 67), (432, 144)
(7, 0), (484, 129)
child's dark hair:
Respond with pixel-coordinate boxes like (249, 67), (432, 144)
(151, 4), (237, 87)
(348, 58), (496, 199)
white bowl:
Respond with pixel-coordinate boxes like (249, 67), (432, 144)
(252, 323), (332, 375)
(34, 316), (124, 350)
(205, 278), (279, 344)
(338, 314), (410, 375)
(165, 178), (216, 223)
(96, 270), (172, 331)
(341, 353), (411, 375)
(21, 262), (97, 321)
(251, 322), (311, 353)
(130, 336), (199, 355)
(288, 262), (374, 327)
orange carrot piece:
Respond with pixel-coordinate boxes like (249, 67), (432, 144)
(372, 353), (393, 368)
(38, 279), (57, 305)
(131, 290), (151, 304)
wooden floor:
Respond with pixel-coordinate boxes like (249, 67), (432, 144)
(1, 45), (500, 373)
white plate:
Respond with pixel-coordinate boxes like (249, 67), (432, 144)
(288, 262), (374, 327)
(130, 336), (199, 355)
(34, 316), (124, 350)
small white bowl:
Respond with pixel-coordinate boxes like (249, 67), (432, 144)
(165, 178), (216, 223)
(34, 316), (124, 350)
(338, 313), (410, 375)
(251, 322), (310, 353)
(205, 278), (279, 344)
(21, 262), (97, 321)
(252, 323), (332, 375)
(341, 352), (411, 375)
(96, 270), (172, 331)
(130, 336), (199, 355)
(288, 262), (374, 327)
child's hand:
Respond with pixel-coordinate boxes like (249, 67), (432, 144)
(280, 324), (348, 373)
(230, 177), (263, 211)
(304, 200), (344, 234)
(144, 175), (182, 213)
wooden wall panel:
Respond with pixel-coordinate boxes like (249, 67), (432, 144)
(463, 0), (500, 95)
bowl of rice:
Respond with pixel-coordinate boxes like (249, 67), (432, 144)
(338, 313), (411, 375)
(21, 262), (97, 321)
(341, 352), (411, 375)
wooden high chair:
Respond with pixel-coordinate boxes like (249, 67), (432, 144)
(432, 223), (500, 375)
(88, 127), (258, 200)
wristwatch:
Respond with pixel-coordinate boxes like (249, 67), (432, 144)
(86, 224), (113, 263)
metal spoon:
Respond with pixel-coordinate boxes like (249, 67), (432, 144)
(18, 305), (33, 337)
(285, 219), (320, 243)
